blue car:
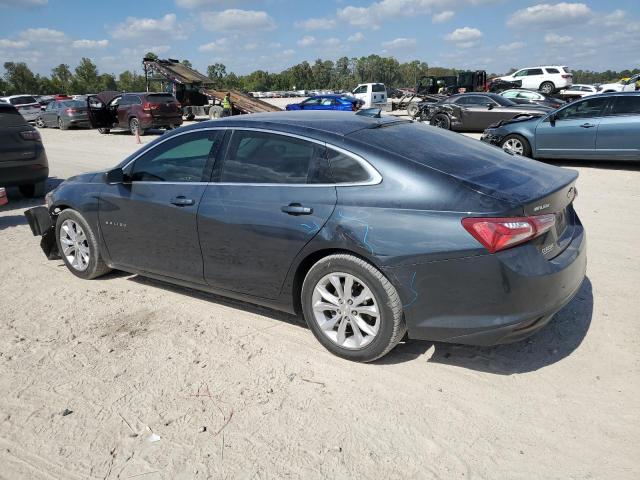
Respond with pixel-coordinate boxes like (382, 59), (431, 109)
(286, 94), (363, 112)
(481, 92), (640, 161)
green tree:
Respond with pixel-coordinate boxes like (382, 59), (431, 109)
(117, 70), (146, 92)
(99, 73), (117, 91)
(144, 51), (159, 61)
(73, 57), (100, 93)
(3, 62), (39, 94)
(206, 63), (227, 83)
(181, 59), (193, 69)
(51, 64), (73, 93)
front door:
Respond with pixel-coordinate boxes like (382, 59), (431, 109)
(198, 129), (337, 299)
(535, 96), (608, 158)
(99, 129), (224, 283)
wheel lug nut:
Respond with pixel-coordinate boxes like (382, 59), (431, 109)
(352, 311), (356, 315)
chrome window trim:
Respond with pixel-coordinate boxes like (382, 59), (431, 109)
(122, 126), (382, 187)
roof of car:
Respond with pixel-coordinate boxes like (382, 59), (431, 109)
(184, 110), (409, 137)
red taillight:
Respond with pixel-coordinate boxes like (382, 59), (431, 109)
(20, 130), (41, 141)
(561, 74), (572, 78)
(142, 102), (160, 112)
(65, 108), (78, 113)
(462, 214), (556, 253)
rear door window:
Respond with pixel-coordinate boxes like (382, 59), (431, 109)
(528, 68), (544, 76)
(221, 130), (324, 184)
(130, 130), (222, 182)
(607, 96), (640, 116)
(546, 68), (560, 74)
(556, 97), (609, 120)
(327, 149), (371, 183)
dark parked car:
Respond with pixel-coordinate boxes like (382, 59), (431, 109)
(500, 89), (566, 109)
(87, 91), (183, 135)
(36, 100), (90, 130)
(24, 111), (586, 362)
(481, 92), (640, 160)
(418, 93), (552, 132)
(286, 94), (364, 111)
(0, 102), (48, 197)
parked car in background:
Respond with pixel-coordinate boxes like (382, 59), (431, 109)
(24, 111), (585, 362)
(0, 102), (48, 197)
(286, 94), (363, 111)
(36, 100), (90, 130)
(87, 91), (183, 135)
(0, 187), (7, 206)
(481, 92), (640, 160)
(500, 89), (565, 109)
(0, 95), (41, 122)
(352, 83), (387, 108)
(559, 84), (598, 101)
(498, 66), (572, 94)
(597, 73), (640, 93)
(35, 95), (55, 111)
(418, 93), (551, 132)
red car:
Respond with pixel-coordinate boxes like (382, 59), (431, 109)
(87, 91), (183, 135)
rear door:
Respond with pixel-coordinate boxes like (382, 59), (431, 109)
(595, 95), (640, 160)
(535, 96), (609, 158)
(99, 129), (224, 283)
(198, 129), (337, 299)
(42, 101), (57, 126)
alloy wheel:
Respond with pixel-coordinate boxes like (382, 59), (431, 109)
(503, 138), (524, 155)
(311, 272), (380, 349)
(58, 118), (63, 129)
(130, 118), (139, 135)
(35, 117), (44, 128)
(433, 116), (447, 129)
(59, 219), (90, 271)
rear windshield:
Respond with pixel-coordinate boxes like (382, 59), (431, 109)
(372, 84), (386, 93)
(59, 100), (85, 108)
(0, 105), (28, 127)
(9, 96), (37, 105)
(147, 93), (176, 101)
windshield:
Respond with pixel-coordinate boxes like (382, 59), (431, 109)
(9, 96), (37, 105)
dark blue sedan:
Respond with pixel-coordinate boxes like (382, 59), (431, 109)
(25, 111), (585, 362)
(286, 94), (363, 111)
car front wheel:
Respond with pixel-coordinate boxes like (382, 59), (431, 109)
(500, 134), (532, 157)
(301, 254), (406, 362)
(58, 117), (68, 130)
(55, 209), (112, 280)
(430, 113), (451, 130)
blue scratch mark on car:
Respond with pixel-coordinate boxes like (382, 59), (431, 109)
(338, 211), (374, 254)
(301, 221), (320, 234)
(403, 271), (418, 308)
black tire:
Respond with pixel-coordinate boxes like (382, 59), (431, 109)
(406, 103), (419, 118)
(97, 128), (110, 134)
(35, 117), (46, 128)
(129, 117), (145, 136)
(58, 117), (68, 130)
(55, 209), (112, 280)
(19, 180), (46, 198)
(539, 81), (555, 94)
(500, 134), (532, 157)
(209, 106), (223, 119)
(430, 113), (451, 130)
(301, 254), (406, 362)
(185, 113), (195, 121)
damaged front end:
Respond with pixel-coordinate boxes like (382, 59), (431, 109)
(24, 206), (60, 260)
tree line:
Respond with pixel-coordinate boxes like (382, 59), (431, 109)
(1, 54), (637, 96)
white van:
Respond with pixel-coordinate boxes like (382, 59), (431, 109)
(352, 83), (387, 109)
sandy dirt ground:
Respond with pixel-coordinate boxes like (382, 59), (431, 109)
(1, 124), (639, 480)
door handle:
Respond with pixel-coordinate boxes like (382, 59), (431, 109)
(281, 203), (313, 215)
(580, 123), (596, 128)
(170, 196), (194, 207)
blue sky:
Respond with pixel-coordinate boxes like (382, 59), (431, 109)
(1, 0), (638, 78)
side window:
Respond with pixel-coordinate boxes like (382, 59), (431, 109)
(502, 91), (519, 99)
(302, 97), (322, 106)
(327, 149), (371, 184)
(465, 95), (489, 105)
(608, 96), (640, 116)
(130, 130), (220, 182)
(46, 102), (56, 111)
(353, 86), (367, 95)
(372, 84), (386, 93)
(546, 68), (560, 74)
(453, 96), (470, 105)
(513, 70), (526, 78)
(528, 68), (544, 76)
(221, 130), (323, 184)
(132, 95), (142, 105)
(320, 98), (335, 106)
(556, 97), (608, 120)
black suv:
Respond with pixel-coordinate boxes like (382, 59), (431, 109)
(0, 102), (49, 197)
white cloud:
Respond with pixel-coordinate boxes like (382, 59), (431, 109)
(282, 49), (295, 56)
(507, 2), (592, 28)
(445, 26), (482, 42)
(20, 28), (66, 43)
(544, 33), (572, 45)
(294, 17), (336, 30)
(297, 35), (316, 47)
(382, 37), (417, 49)
(348, 32), (364, 42)
(323, 37), (341, 47)
(113, 14), (184, 39)
(200, 9), (276, 32)
(72, 39), (109, 49)
(432, 10), (454, 23)
(198, 38), (231, 52)
(0, 0), (47, 6)
(0, 38), (29, 48)
(498, 41), (524, 51)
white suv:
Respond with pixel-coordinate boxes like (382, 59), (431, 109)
(597, 73), (640, 93)
(498, 66), (572, 94)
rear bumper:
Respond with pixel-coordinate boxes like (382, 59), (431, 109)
(385, 223), (587, 346)
(140, 115), (183, 129)
(0, 152), (49, 187)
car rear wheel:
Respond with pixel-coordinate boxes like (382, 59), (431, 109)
(500, 134), (532, 157)
(539, 82), (555, 94)
(430, 113), (451, 130)
(58, 117), (68, 130)
(406, 103), (419, 118)
(129, 117), (145, 136)
(55, 209), (111, 280)
(301, 254), (406, 362)
(18, 181), (46, 198)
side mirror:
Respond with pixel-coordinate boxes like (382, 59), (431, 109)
(486, 103), (494, 110)
(548, 113), (557, 125)
(105, 167), (124, 184)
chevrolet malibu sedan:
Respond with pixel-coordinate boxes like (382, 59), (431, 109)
(482, 92), (640, 160)
(24, 111), (586, 362)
